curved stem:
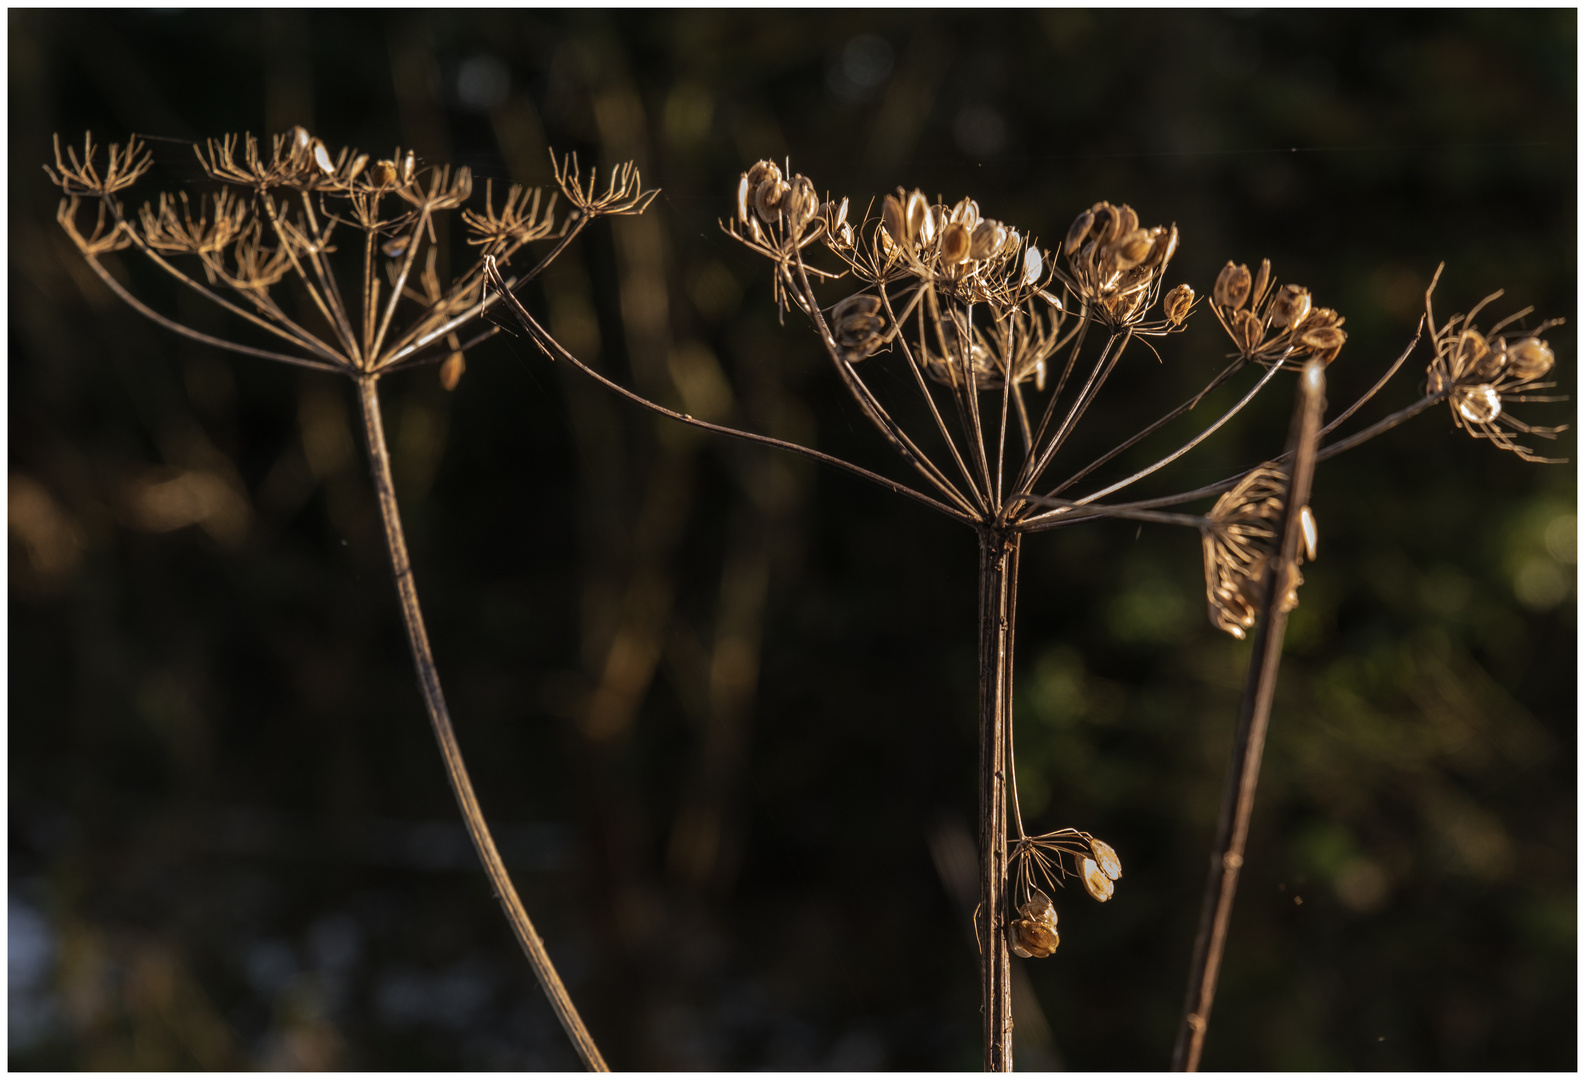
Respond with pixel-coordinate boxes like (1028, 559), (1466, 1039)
(355, 374), (608, 1072)
(1171, 361), (1326, 1072)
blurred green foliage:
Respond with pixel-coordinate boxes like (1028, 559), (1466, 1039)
(9, 9), (1574, 1070)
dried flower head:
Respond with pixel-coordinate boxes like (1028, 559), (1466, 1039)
(1005, 828), (1122, 957)
(1201, 465), (1310, 638)
(1058, 200), (1180, 331)
(48, 127), (654, 391)
(1423, 266), (1569, 463)
(1210, 259), (1346, 370)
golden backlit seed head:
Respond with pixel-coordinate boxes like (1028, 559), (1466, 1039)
(1080, 857), (1115, 901)
(1506, 336), (1555, 380)
(371, 159), (399, 187)
(1089, 838), (1122, 881)
(1164, 283), (1195, 326)
(1270, 284), (1312, 329)
(1455, 383), (1503, 425)
(1215, 262), (1253, 310)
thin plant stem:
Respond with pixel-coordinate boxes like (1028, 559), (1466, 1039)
(355, 374), (609, 1073)
(484, 257), (975, 522)
(977, 528), (1019, 1071)
(1170, 359), (1327, 1072)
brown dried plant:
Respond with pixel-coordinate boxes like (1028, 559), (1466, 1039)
(46, 127), (659, 1073)
(485, 157), (1566, 1071)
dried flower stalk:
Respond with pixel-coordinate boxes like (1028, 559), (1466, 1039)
(47, 127), (658, 1072)
(488, 156), (1566, 1070)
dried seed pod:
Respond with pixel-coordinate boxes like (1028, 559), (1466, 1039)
(905, 190), (933, 245)
(400, 150), (415, 184)
(1010, 918), (1060, 959)
(440, 352), (465, 391)
(1163, 283), (1195, 326)
(834, 294), (883, 322)
(1452, 329), (1491, 380)
(1114, 228), (1154, 269)
(344, 153), (369, 183)
(1299, 323), (1346, 354)
(1454, 383), (1502, 424)
(381, 235), (410, 258)
(370, 159), (399, 187)
(1269, 284), (1312, 330)
(783, 174), (818, 231)
(881, 193), (907, 247)
(1140, 225), (1178, 271)
(290, 125), (311, 154)
(746, 159), (781, 191)
(1020, 889), (1059, 929)
(1232, 308), (1265, 354)
(1080, 857), (1115, 902)
(1023, 246), (1044, 286)
(940, 221), (972, 264)
(970, 219), (1007, 260)
(310, 139), (335, 175)
(1114, 203), (1139, 240)
(1089, 838), (1122, 881)
(1505, 336), (1555, 380)
(1088, 203), (1119, 247)
(1299, 505), (1318, 562)
(1250, 258), (1272, 310)
(753, 174), (790, 223)
(949, 196), (980, 228)
(1214, 262), (1253, 310)
(1064, 208), (1095, 256)
(736, 173), (752, 224)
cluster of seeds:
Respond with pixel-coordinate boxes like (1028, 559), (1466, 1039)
(1007, 831), (1123, 959)
(1424, 274), (1566, 462)
(1060, 201), (1183, 330)
(1209, 258), (1347, 370)
(1199, 465), (1317, 639)
(47, 128), (652, 389)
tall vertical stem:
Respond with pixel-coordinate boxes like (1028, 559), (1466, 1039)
(977, 528), (1020, 1071)
(1171, 361), (1326, 1071)
(356, 375), (609, 1072)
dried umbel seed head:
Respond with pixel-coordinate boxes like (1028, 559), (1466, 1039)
(970, 219), (1008, 261)
(1080, 857), (1115, 902)
(1454, 382), (1503, 425)
(1297, 310), (1347, 364)
(1089, 838), (1122, 881)
(831, 293), (887, 358)
(1506, 336), (1555, 381)
(1214, 262), (1253, 310)
(1269, 284), (1312, 330)
(1164, 284), (1195, 326)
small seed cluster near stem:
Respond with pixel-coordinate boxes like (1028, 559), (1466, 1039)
(48, 127), (659, 1072)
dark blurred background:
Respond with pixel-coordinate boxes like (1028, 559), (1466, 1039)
(9, 9), (1575, 1071)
